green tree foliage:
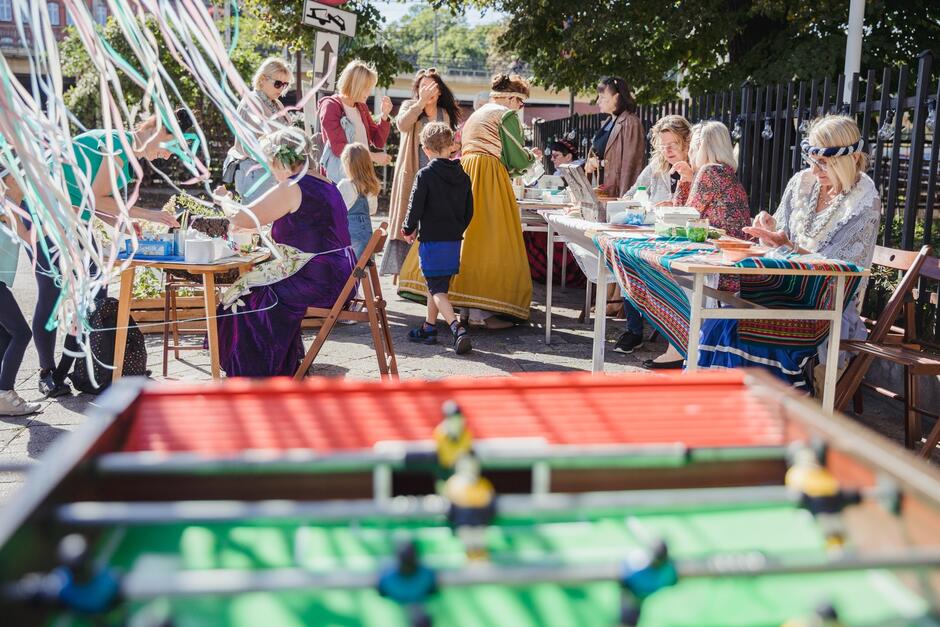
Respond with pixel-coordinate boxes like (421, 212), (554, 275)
(383, 4), (501, 70)
(432, 0), (940, 102)
(239, 0), (412, 87)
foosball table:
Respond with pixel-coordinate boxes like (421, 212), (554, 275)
(2, 371), (939, 626)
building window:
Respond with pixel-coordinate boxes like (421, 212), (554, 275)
(0, 0), (12, 22)
(48, 3), (59, 26)
(94, 0), (107, 25)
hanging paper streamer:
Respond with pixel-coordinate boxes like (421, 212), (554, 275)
(0, 0), (337, 382)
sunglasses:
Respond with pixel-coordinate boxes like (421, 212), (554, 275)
(270, 78), (290, 90)
(416, 67), (439, 77)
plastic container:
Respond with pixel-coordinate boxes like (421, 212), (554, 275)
(127, 239), (174, 257)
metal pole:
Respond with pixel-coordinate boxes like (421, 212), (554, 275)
(842, 0), (865, 102)
(114, 548), (940, 600)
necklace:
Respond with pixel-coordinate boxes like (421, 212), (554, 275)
(801, 180), (846, 241)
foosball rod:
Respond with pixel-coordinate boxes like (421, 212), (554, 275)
(55, 484), (891, 526)
(118, 548), (940, 600)
(92, 441), (702, 475)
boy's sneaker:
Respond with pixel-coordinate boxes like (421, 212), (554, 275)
(0, 390), (41, 417)
(38, 370), (71, 398)
(451, 322), (472, 355)
(613, 331), (644, 354)
(408, 322), (438, 345)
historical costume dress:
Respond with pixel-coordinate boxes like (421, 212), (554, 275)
(697, 169), (882, 388)
(398, 102), (535, 321)
(216, 174), (355, 377)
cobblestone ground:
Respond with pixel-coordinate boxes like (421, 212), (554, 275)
(0, 218), (923, 504)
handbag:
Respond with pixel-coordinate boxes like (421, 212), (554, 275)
(378, 238), (414, 276)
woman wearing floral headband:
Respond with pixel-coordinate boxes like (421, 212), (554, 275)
(215, 127), (355, 377)
(381, 67), (462, 277)
(698, 115), (881, 390)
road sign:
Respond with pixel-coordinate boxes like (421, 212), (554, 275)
(302, 0), (357, 37)
(313, 30), (340, 92)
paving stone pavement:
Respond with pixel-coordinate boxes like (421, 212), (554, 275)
(0, 217), (921, 505)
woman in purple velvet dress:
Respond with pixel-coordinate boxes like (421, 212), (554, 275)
(216, 128), (355, 377)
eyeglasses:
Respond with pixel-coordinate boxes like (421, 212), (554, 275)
(270, 77), (290, 90)
(802, 152), (829, 172)
(416, 67), (438, 77)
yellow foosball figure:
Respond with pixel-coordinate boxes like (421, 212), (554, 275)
(785, 445), (860, 550)
(443, 452), (495, 560)
(434, 400), (473, 474)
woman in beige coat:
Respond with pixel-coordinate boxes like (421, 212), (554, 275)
(380, 69), (462, 276)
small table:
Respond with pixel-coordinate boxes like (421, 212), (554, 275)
(594, 236), (868, 414)
(112, 250), (270, 381)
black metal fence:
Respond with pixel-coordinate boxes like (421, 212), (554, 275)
(533, 49), (940, 343)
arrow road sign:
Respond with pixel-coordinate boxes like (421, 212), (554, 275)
(313, 30), (340, 92)
(302, 0), (357, 37)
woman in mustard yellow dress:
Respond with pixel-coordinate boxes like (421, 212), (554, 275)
(398, 74), (537, 326)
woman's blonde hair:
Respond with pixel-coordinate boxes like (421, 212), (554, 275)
(259, 127), (315, 170)
(341, 143), (381, 197)
(688, 121), (737, 171)
(336, 60), (378, 103)
(252, 57), (292, 91)
(807, 115), (868, 193)
(649, 115), (692, 174)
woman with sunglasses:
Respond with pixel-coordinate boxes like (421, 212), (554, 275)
(381, 67), (462, 277)
(584, 77), (646, 197)
(698, 115), (881, 390)
(223, 57), (292, 202)
(398, 73), (539, 328)
(319, 60), (393, 185)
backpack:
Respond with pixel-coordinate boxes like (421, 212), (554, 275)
(70, 297), (148, 394)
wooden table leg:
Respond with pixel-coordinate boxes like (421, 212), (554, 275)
(821, 275), (846, 415)
(685, 272), (705, 372)
(202, 272), (221, 379)
(112, 267), (135, 381)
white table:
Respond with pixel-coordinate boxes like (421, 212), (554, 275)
(541, 212), (649, 371)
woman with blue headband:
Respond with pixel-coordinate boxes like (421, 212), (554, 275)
(698, 115), (881, 391)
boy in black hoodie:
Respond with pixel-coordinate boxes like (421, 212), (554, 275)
(401, 122), (474, 354)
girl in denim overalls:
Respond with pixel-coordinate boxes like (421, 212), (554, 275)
(337, 143), (381, 260)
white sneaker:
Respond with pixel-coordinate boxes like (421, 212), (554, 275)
(0, 390), (41, 417)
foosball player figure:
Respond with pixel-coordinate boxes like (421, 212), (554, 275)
(785, 445), (861, 550)
(781, 601), (844, 627)
(2, 534), (122, 615)
(433, 400), (473, 482)
(443, 452), (496, 560)
(377, 539), (437, 624)
(619, 540), (679, 625)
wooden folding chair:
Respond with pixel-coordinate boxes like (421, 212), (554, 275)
(836, 245), (940, 457)
(294, 223), (398, 380)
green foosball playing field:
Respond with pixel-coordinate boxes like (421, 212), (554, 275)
(62, 501), (933, 627)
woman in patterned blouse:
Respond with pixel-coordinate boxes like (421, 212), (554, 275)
(647, 121), (751, 369)
(670, 121), (750, 238)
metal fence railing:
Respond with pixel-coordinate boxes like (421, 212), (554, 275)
(533, 50), (940, 344)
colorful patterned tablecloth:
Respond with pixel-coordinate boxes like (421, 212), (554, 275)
(595, 234), (864, 355)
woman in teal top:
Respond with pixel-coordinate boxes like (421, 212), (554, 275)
(8, 112), (185, 398)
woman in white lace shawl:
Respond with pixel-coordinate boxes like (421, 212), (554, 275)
(699, 115), (881, 390)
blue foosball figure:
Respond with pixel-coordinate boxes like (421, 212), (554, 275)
(619, 540), (679, 624)
(377, 540), (438, 606)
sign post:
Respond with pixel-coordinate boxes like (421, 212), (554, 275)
(313, 30), (340, 93)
